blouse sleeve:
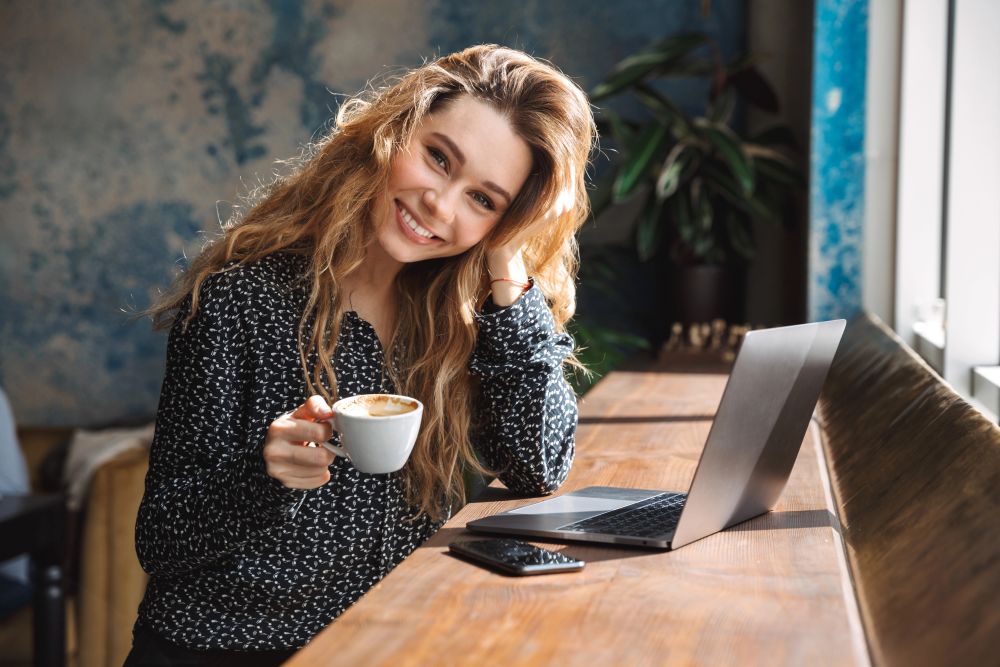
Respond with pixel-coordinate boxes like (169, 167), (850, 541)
(135, 271), (307, 577)
(469, 284), (578, 495)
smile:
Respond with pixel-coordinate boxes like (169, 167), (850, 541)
(396, 201), (441, 243)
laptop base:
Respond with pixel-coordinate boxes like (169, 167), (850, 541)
(467, 486), (681, 549)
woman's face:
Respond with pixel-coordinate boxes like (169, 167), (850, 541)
(372, 95), (533, 265)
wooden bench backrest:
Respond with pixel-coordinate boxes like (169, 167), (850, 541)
(818, 314), (1000, 666)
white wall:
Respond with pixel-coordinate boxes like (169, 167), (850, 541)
(943, 0), (1000, 397)
(894, 0), (949, 347)
(863, 0), (903, 325)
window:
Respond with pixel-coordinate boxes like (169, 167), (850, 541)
(895, 0), (1000, 421)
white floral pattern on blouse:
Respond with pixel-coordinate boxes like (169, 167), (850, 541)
(134, 252), (577, 650)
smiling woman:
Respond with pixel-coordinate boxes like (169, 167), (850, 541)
(371, 96), (532, 266)
(126, 45), (595, 665)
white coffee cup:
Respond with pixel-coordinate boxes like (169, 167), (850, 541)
(320, 394), (423, 474)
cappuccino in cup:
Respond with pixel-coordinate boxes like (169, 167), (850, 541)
(336, 395), (418, 418)
(320, 394), (422, 474)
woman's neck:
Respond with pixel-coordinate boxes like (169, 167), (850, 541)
(340, 241), (402, 349)
(343, 239), (402, 303)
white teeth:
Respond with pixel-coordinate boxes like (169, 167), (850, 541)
(398, 204), (436, 239)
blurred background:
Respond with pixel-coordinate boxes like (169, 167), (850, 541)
(0, 0), (789, 427)
(1, 0), (998, 665)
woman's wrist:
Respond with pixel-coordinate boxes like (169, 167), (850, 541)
(487, 250), (529, 307)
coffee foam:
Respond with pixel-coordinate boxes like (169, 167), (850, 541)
(339, 395), (417, 417)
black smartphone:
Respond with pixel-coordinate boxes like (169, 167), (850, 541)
(448, 538), (585, 576)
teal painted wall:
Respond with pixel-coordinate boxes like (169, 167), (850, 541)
(0, 0), (745, 426)
(809, 0), (868, 321)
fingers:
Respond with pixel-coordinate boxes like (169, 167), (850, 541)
(267, 439), (335, 467)
(264, 396), (338, 490)
(290, 395), (334, 422)
(263, 439), (336, 490)
(268, 413), (333, 445)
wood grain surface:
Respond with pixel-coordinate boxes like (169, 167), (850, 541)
(286, 364), (867, 666)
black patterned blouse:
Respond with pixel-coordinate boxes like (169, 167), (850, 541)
(134, 252), (577, 650)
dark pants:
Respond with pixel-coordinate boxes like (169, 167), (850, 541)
(123, 625), (297, 667)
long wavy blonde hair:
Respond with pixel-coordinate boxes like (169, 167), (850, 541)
(148, 45), (596, 518)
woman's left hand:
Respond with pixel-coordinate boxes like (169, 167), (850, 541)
(486, 187), (573, 307)
(485, 243), (530, 308)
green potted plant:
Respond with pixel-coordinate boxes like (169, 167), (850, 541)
(589, 32), (804, 325)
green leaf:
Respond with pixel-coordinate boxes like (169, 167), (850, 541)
(656, 159), (685, 201)
(695, 119), (755, 195)
(590, 33), (711, 100)
(744, 144), (804, 188)
(658, 59), (716, 78)
(701, 160), (778, 224)
(697, 187), (713, 232)
(743, 143), (794, 162)
(669, 190), (692, 240)
(747, 192), (783, 225)
(634, 84), (694, 138)
(707, 87), (736, 124)
(591, 64), (658, 102)
(728, 65), (780, 113)
(613, 124), (669, 201)
(754, 155), (805, 189)
(725, 52), (766, 75)
(636, 196), (666, 261)
(598, 108), (635, 147)
(690, 192), (715, 261)
(700, 160), (740, 197)
(642, 31), (712, 60)
(655, 142), (692, 200)
(675, 178), (714, 263)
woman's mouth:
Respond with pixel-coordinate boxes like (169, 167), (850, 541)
(396, 201), (441, 245)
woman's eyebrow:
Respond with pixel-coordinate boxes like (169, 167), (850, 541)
(483, 181), (512, 205)
(431, 131), (512, 204)
(432, 132), (466, 165)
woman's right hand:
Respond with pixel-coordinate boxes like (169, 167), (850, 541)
(263, 395), (336, 489)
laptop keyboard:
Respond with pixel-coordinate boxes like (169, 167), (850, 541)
(557, 492), (687, 538)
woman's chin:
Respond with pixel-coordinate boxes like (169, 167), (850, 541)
(380, 236), (464, 265)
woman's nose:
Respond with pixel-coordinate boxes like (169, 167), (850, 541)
(422, 187), (457, 224)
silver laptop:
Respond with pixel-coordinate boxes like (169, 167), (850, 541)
(467, 319), (846, 550)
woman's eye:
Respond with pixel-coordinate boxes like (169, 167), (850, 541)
(428, 147), (448, 171)
(471, 192), (495, 211)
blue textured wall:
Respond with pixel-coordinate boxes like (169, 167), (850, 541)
(0, 0), (744, 427)
(809, 0), (868, 321)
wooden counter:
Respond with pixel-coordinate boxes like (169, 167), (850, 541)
(286, 364), (869, 666)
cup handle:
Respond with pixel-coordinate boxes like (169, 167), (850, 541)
(320, 441), (349, 459)
(317, 413), (349, 460)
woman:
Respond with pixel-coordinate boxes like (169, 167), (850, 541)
(126, 44), (594, 665)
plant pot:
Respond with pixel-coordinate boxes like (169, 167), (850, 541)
(670, 264), (746, 325)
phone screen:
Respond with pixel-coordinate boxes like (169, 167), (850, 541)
(449, 539), (585, 575)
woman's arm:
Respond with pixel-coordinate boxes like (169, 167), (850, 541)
(135, 271), (308, 577)
(469, 284), (577, 494)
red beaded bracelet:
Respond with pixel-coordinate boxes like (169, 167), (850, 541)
(489, 277), (532, 294)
